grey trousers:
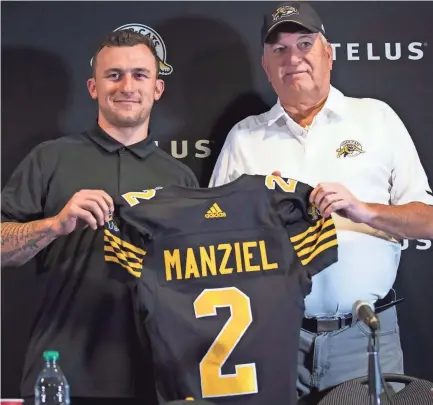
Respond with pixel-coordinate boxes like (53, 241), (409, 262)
(297, 306), (404, 404)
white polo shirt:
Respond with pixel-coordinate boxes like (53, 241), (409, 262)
(209, 85), (433, 317)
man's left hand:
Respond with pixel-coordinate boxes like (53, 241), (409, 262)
(310, 182), (372, 223)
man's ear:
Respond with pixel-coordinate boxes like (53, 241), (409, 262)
(154, 79), (165, 101)
(87, 77), (97, 100)
(326, 42), (333, 71)
(262, 51), (271, 82)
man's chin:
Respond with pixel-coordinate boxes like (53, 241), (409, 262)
(283, 82), (317, 97)
(284, 79), (310, 89)
(109, 114), (147, 128)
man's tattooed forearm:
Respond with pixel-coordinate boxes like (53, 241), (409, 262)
(1, 221), (57, 267)
(2, 222), (30, 247)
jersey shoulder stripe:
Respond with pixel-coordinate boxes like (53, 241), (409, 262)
(290, 217), (338, 265)
(264, 175), (338, 268)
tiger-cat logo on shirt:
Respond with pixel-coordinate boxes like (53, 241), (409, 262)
(336, 140), (365, 158)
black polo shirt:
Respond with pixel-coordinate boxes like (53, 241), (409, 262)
(1, 125), (198, 400)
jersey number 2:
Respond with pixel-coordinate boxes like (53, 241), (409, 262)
(265, 175), (298, 193)
(122, 190), (156, 207)
(193, 287), (258, 398)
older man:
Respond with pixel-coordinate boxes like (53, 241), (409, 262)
(210, 1), (433, 403)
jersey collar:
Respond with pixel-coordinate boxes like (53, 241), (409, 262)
(86, 123), (156, 159)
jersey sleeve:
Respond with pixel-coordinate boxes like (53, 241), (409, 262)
(103, 201), (152, 279)
(103, 188), (162, 278)
(267, 175), (338, 275)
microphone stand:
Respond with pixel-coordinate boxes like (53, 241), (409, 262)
(368, 329), (382, 405)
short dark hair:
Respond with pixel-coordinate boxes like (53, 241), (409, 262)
(91, 30), (160, 77)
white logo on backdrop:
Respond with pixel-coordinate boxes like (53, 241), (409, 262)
(401, 239), (432, 251)
(331, 41), (427, 61)
(154, 140), (211, 159)
(114, 23), (173, 75)
(90, 23), (173, 75)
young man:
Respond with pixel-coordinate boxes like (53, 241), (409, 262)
(2, 30), (198, 405)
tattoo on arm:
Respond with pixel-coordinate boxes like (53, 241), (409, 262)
(1, 221), (58, 267)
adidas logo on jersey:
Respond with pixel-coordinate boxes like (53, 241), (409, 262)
(205, 203), (226, 218)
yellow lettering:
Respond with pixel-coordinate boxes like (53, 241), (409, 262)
(194, 287), (257, 397)
(259, 241), (278, 270)
(218, 244), (233, 275)
(165, 241), (279, 282)
(164, 249), (182, 281)
(200, 246), (217, 277)
(122, 190), (157, 207)
(265, 175), (298, 193)
(233, 242), (243, 273)
(243, 242), (260, 272)
(185, 248), (200, 279)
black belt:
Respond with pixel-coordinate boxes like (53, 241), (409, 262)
(302, 290), (404, 333)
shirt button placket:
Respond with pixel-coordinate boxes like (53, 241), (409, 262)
(118, 147), (127, 195)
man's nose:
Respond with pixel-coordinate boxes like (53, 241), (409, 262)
(119, 73), (134, 93)
(283, 47), (303, 65)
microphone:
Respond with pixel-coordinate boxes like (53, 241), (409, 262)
(352, 300), (380, 331)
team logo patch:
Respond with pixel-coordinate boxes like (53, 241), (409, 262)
(336, 140), (365, 158)
(90, 23), (173, 76)
(205, 203), (226, 219)
(272, 5), (299, 22)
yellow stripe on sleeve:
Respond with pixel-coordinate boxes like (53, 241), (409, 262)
(290, 218), (325, 243)
(104, 229), (146, 256)
(299, 239), (338, 265)
(290, 218), (338, 266)
(292, 219), (334, 250)
(104, 255), (141, 278)
(104, 245), (143, 265)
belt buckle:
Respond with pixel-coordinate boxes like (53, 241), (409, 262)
(316, 316), (342, 333)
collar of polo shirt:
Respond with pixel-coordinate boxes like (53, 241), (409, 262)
(266, 86), (348, 127)
(86, 123), (156, 159)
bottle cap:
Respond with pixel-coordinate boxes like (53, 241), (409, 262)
(43, 351), (59, 361)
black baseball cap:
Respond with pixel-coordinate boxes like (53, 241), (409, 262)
(261, 2), (326, 44)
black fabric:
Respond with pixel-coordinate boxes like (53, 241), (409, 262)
(1, 125), (198, 400)
(86, 123), (157, 159)
(104, 175), (338, 405)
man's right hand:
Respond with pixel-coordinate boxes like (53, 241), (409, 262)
(51, 190), (114, 235)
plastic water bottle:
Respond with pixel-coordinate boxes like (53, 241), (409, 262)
(34, 351), (70, 405)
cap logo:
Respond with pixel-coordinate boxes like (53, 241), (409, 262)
(272, 5), (299, 22)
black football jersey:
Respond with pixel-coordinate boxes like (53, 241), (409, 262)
(104, 174), (338, 405)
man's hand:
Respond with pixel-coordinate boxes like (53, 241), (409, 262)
(51, 190), (114, 235)
(309, 183), (372, 223)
